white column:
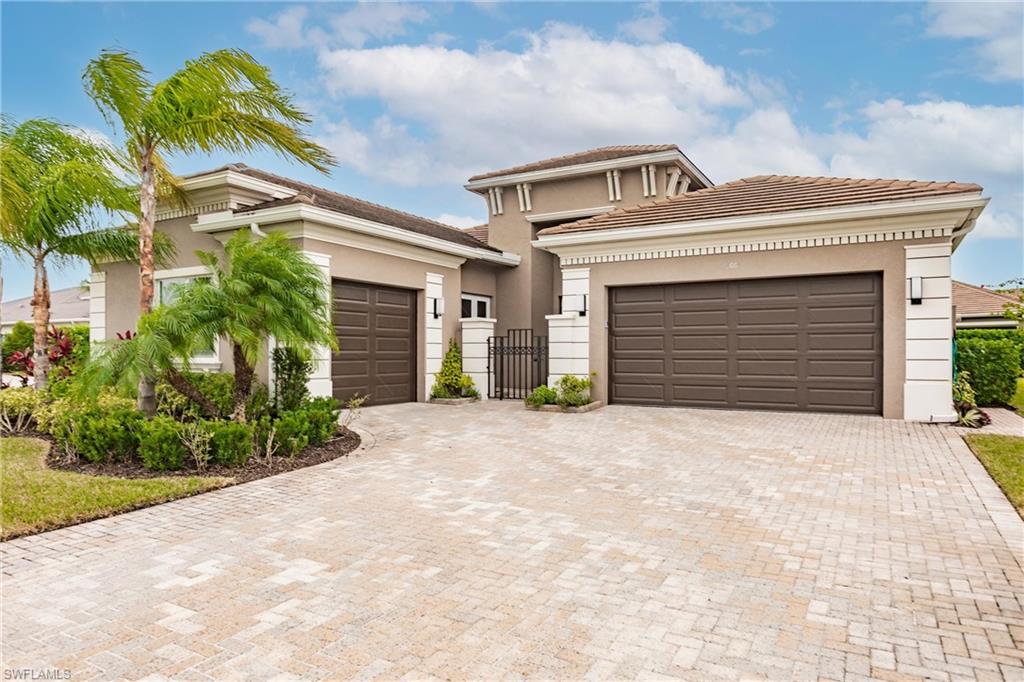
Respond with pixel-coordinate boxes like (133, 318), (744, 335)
(461, 317), (495, 400)
(425, 272), (445, 400)
(546, 268), (590, 385)
(303, 251), (333, 398)
(88, 271), (106, 344)
(904, 242), (955, 422)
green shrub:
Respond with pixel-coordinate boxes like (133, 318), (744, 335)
(956, 328), (1024, 368)
(525, 385), (557, 407)
(139, 416), (187, 471)
(0, 387), (41, 434)
(2, 321), (33, 370)
(556, 374), (593, 408)
(430, 339), (478, 399)
(957, 338), (1021, 405)
(70, 407), (143, 463)
(301, 397), (341, 445)
(156, 372), (269, 421)
(273, 410), (310, 456)
(205, 420), (254, 467)
(272, 347), (311, 412)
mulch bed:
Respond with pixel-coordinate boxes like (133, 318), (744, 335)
(42, 428), (361, 484)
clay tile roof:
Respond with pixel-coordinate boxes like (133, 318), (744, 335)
(213, 164), (498, 252)
(953, 280), (1018, 318)
(2, 286), (89, 326)
(464, 225), (489, 245)
(467, 145), (680, 182)
(537, 175), (984, 236)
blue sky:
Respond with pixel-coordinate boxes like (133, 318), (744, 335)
(2, 1), (1022, 300)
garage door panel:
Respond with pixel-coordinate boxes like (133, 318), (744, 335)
(332, 280), (416, 406)
(610, 272), (882, 414)
(614, 311), (665, 328)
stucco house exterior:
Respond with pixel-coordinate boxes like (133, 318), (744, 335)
(90, 145), (989, 422)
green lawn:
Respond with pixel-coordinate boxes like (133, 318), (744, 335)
(0, 437), (228, 540)
(1011, 378), (1024, 413)
(965, 434), (1024, 516)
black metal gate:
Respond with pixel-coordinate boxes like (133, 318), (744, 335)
(487, 328), (548, 399)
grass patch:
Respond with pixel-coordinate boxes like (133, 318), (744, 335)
(1, 437), (229, 540)
(1011, 378), (1024, 412)
(964, 434), (1024, 516)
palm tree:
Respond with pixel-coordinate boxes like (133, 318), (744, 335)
(0, 117), (149, 389)
(84, 230), (336, 423)
(83, 48), (335, 412)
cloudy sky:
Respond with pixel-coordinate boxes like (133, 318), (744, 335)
(2, 1), (1022, 300)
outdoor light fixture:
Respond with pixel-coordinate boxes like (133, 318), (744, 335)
(579, 294), (588, 317)
(909, 276), (923, 305)
(432, 298), (445, 319)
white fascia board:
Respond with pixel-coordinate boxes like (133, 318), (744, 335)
(191, 203), (521, 267)
(464, 150), (712, 192)
(180, 170), (298, 200)
(526, 205), (615, 224)
(532, 194), (989, 250)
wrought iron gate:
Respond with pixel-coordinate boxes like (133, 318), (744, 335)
(487, 328), (548, 399)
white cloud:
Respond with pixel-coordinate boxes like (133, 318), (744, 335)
(617, 2), (670, 43)
(246, 3), (431, 49)
(925, 2), (1023, 80)
(435, 213), (484, 229)
(973, 211), (1022, 239)
(317, 23), (748, 185)
(703, 3), (776, 35)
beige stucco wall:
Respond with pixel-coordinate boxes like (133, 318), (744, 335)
(460, 260), (499, 298)
(578, 238), (948, 419)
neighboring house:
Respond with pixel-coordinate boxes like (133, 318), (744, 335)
(952, 280), (1019, 329)
(91, 145), (989, 422)
(1, 285), (89, 335)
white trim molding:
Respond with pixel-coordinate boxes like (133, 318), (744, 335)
(191, 202), (521, 267)
(460, 317), (495, 400)
(303, 250), (334, 399)
(465, 149), (712, 192)
(425, 272), (445, 400)
(904, 242), (955, 422)
(179, 169), (298, 200)
(88, 271), (106, 344)
(547, 268), (590, 386)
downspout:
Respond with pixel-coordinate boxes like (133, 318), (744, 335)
(250, 222), (269, 239)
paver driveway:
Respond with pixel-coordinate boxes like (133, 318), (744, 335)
(2, 403), (1023, 681)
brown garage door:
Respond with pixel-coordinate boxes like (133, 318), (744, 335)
(609, 273), (883, 414)
(332, 280), (416, 405)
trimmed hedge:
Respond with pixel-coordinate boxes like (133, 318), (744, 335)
(139, 416), (187, 471)
(956, 337), (1021, 406)
(956, 328), (1024, 368)
(156, 371), (269, 421)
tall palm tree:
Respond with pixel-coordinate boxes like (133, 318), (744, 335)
(0, 117), (147, 389)
(84, 231), (336, 423)
(83, 48), (335, 412)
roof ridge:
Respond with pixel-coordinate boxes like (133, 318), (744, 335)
(954, 280), (1018, 301)
(468, 144), (681, 182)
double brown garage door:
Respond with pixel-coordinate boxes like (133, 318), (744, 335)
(332, 280), (416, 405)
(609, 273), (883, 414)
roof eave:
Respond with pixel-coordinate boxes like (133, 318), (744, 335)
(533, 193), (990, 249)
(464, 149), (712, 192)
(192, 203), (521, 267)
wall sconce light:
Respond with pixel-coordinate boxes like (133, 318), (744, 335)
(579, 294), (588, 317)
(909, 276), (923, 305)
(432, 297), (445, 319)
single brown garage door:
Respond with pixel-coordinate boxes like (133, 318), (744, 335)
(332, 280), (417, 405)
(609, 272), (883, 414)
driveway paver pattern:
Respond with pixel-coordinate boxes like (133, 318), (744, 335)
(2, 403), (1023, 680)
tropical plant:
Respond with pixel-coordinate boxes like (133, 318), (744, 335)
(2, 320), (33, 369)
(0, 117), (145, 389)
(83, 48), (335, 413)
(272, 346), (312, 412)
(525, 385), (558, 407)
(430, 339), (479, 399)
(555, 374), (594, 408)
(81, 232), (335, 423)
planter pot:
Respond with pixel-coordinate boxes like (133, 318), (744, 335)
(429, 396), (481, 406)
(525, 401), (604, 413)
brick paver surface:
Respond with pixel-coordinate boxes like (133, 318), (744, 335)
(2, 403), (1023, 680)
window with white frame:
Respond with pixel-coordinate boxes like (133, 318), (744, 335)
(155, 275), (218, 362)
(461, 293), (491, 319)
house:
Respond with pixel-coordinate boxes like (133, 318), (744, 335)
(952, 280), (1018, 329)
(90, 145), (989, 421)
(2, 285), (90, 335)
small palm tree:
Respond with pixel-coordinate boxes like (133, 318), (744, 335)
(83, 48), (336, 412)
(84, 231), (336, 423)
(0, 117), (154, 389)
